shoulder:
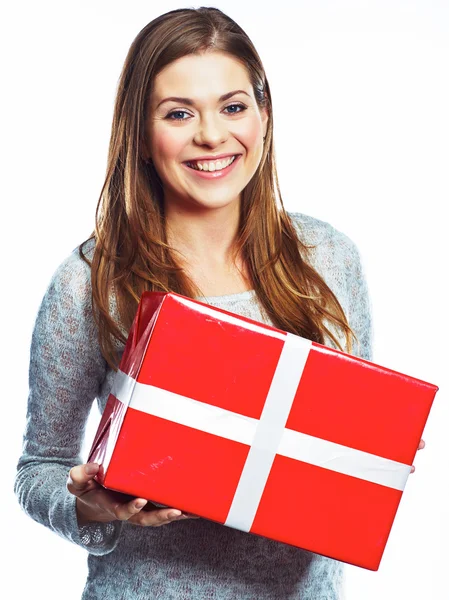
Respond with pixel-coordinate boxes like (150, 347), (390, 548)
(30, 238), (108, 387)
(286, 210), (358, 252)
(30, 238), (103, 358)
(286, 211), (361, 272)
(43, 238), (95, 308)
(286, 211), (372, 356)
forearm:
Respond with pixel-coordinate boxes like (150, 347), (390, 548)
(16, 248), (124, 555)
(15, 455), (123, 555)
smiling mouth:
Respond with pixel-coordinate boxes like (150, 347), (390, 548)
(185, 154), (240, 172)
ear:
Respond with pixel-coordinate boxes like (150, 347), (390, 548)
(261, 106), (269, 139)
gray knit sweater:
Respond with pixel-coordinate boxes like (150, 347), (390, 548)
(15, 211), (373, 600)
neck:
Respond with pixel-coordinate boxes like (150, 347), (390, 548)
(164, 201), (241, 268)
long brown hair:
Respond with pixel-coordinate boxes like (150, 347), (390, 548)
(80, 6), (356, 369)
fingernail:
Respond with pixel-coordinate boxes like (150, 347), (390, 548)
(134, 500), (147, 510)
(85, 463), (99, 475)
(167, 510), (182, 519)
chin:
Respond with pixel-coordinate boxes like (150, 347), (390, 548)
(194, 197), (240, 209)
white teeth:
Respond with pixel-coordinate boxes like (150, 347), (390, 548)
(188, 155), (237, 172)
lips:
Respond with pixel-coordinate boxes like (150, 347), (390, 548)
(184, 153), (241, 163)
(182, 153), (242, 179)
(186, 155), (238, 171)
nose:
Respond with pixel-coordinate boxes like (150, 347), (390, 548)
(193, 112), (228, 148)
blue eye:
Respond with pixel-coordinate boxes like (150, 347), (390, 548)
(166, 110), (190, 120)
(165, 103), (247, 121)
(224, 103), (247, 114)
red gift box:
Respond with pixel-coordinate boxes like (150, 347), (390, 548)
(88, 291), (438, 570)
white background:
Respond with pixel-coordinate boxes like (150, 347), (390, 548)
(2, 1), (448, 598)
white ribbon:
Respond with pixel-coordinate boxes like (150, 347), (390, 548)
(224, 333), (313, 531)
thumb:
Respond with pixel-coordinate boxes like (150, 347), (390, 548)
(67, 463), (100, 495)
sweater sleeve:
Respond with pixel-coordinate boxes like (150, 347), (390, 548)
(343, 236), (374, 362)
(14, 249), (123, 555)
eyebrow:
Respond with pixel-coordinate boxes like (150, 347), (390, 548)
(156, 90), (251, 110)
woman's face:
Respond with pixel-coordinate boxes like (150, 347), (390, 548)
(145, 51), (269, 213)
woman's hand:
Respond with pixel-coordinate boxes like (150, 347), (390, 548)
(67, 463), (199, 527)
(410, 439), (426, 473)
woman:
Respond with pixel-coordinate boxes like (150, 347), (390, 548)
(15, 6), (424, 599)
